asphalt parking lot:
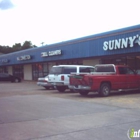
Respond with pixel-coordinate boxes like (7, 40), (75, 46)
(0, 81), (140, 140)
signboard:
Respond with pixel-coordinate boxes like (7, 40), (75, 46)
(103, 34), (140, 51)
(41, 50), (62, 57)
(17, 55), (31, 61)
(0, 59), (9, 63)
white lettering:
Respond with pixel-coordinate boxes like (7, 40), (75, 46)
(134, 131), (139, 137)
(17, 55), (31, 61)
(103, 34), (140, 51)
(138, 130), (140, 137)
(103, 41), (108, 51)
(137, 36), (140, 45)
(41, 52), (48, 57)
(41, 50), (62, 57)
(0, 59), (9, 63)
(114, 39), (121, 49)
(121, 38), (128, 49)
(49, 50), (61, 56)
(129, 36), (136, 47)
(109, 40), (114, 50)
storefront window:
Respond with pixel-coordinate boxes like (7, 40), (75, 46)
(32, 63), (49, 80)
(56, 60), (83, 65)
(13, 65), (23, 79)
(43, 63), (48, 76)
(0, 66), (8, 73)
(126, 56), (135, 70)
(135, 56), (140, 71)
(101, 55), (140, 71)
(101, 57), (126, 65)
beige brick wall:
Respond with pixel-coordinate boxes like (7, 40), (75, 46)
(83, 59), (100, 66)
(24, 65), (32, 80)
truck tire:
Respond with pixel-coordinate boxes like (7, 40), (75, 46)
(79, 90), (89, 96)
(56, 86), (66, 92)
(99, 83), (110, 97)
(11, 78), (19, 83)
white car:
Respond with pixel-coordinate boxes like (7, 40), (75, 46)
(37, 76), (54, 90)
(47, 65), (95, 92)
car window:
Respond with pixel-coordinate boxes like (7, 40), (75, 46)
(80, 67), (94, 73)
(49, 67), (76, 74)
(49, 67), (63, 74)
(0, 73), (9, 77)
(118, 67), (135, 75)
(95, 66), (115, 72)
(63, 67), (76, 74)
(136, 70), (140, 75)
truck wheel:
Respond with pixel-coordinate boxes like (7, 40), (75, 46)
(15, 78), (20, 83)
(79, 90), (89, 96)
(99, 83), (110, 97)
(56, 86), (66, 92)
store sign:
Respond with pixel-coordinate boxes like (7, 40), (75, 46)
(103, 34), (140, 51)
(17, 55), (31, 61)
(0, 59), (9, 63)
(41, 50), (62, 57)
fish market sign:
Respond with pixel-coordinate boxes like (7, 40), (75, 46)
(41, 50), (62, 57)
(17, 55), (31, 61)
(103, 34), (140, 51)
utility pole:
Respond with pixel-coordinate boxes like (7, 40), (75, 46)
(41, 42), (44, 46)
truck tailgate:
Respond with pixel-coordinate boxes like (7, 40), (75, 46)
(69, 74), (89, 86)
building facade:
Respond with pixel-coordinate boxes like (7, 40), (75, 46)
(0, 24), (140, 81)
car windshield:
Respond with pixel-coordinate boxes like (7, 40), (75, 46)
(49, 66), (77, 74)
(49, 67), (63, 74)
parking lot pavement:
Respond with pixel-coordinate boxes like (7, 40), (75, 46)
(0, 82), (140, 140)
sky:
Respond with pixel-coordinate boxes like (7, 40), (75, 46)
(0, 0), (140, 47)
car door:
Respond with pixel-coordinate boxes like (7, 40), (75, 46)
(118, 67), (139, 89)
(117, 67), (128, 89)
(0, 73), (10, 81)
(125, 67), (140, 89)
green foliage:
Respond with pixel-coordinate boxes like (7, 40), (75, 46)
(13, 43), (22, 51)
(21, 41), (33, 50)
(0, 41), (37, 54)
(0, 45), (13, 54)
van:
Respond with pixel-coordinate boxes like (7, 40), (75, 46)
(48, 65), (95, 92)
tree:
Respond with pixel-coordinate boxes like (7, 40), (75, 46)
(0, 40), (37, 54)
(21, 41), (33, 50)
(0, 45), (13, 54)
(12, 43), (22, 51)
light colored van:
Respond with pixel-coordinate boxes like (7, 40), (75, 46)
(48, 65), (95, 92)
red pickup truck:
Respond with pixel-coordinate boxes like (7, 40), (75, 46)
(69, 64), (140, 97)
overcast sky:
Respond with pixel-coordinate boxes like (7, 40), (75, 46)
(0, 0), (140, 47)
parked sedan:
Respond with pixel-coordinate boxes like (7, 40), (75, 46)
(37, 76), (54, 89)
(0, 73), (21, 83)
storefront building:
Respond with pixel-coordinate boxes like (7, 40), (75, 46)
(0, 24), (140, 81)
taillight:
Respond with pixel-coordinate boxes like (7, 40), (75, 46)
(61, 75), (64, 81)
